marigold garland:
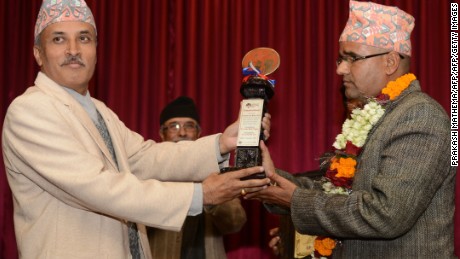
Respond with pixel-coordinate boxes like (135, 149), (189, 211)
(305, 73), (416, 259)
(330, 157), (357, 178)
(314, 237), (337, 257)
(381, 73), (416, 100)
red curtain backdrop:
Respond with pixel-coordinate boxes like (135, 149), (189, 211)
(0, 1), (457, 258)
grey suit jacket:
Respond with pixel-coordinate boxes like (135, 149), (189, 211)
(277, 81), (455, 258)
(2, 72), (224, 259)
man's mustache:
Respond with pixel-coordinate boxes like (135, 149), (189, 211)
(61, 56), (85, 66)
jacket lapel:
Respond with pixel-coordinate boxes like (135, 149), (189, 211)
(72, 102), (119, 170)
(34, 72), (119, 170)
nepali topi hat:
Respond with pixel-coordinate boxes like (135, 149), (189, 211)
(339, 0), (415, 56)
(35, 0), (96, 41)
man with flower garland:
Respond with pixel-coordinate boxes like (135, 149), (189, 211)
(249, 1), (456, 258)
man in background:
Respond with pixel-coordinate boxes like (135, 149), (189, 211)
(148, 96), (247, 259)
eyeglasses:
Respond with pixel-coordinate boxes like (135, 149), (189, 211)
(161, 122), (200, 133)
(336, 52), (406, 66)
(336, 52), (390, 67)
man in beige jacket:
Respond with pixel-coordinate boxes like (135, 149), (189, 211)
(2, 1), (270, 258)
(148, 96), (247, 259)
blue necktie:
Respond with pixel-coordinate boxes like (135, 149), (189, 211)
(95, 111), (141, 259)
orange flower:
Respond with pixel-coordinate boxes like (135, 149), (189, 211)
(381, 73), (416, 100)
(329, 159), (339, 170)
(330, 157), (356, 178)
(314, 238), (333, 256)
(321, 237), (337, 250)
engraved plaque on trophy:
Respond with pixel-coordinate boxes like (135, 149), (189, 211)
(221, 47), (280, 180)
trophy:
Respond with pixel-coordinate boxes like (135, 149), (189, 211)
(221, 47), (280, 180)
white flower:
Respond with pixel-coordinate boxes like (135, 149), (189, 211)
(353, 137), (366, 147)
(333, 99), (386, 150)
(355, 116), (366, 125)
(363, 124), (373, 131)
(310, 252), (330, 259)
(322, 182), (333, 192)
(322, 182), (350, 195)
(333, 134), (346, 149)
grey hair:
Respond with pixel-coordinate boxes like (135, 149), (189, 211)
(34, 34), (41, 47)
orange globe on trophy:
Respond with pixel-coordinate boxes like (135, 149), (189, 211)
(242, 47), (280, 75)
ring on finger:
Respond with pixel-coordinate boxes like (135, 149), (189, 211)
(241, 188), (247, 196)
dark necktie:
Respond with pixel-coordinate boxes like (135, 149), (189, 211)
(95, 111), (141, 259)
(180, 214), (205, 259)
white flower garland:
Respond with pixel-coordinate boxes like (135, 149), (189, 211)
(332, 100), (386, 150)
(321, 99), (385, 196)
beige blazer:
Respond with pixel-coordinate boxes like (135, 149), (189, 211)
(2, 72), (223, 259)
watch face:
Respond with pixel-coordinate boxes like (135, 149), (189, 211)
(242, 47), (280, 75)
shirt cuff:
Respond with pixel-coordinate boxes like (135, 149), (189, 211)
(188, 183), (203, 216)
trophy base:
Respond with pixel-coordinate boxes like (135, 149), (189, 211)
(220, 166), (266, 180)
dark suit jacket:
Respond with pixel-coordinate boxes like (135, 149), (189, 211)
(148, 197), (246, 259)
(275, 81), (456, 258)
